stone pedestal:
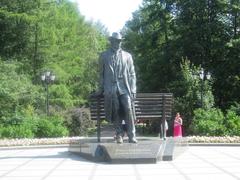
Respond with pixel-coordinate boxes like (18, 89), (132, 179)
(69, 137), (188, 164)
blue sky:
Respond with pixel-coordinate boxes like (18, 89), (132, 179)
(70, 0), (142, 33)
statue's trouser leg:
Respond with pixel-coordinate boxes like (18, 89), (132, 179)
(119, 94), (136, 139)
(112, 92), (122, 137)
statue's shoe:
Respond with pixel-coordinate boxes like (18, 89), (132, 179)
(129, 138), (137, 143)
(116, 136), (123, 144)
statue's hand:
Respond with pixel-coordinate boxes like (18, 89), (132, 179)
(132, 93), (136, 99)
(90, 90), (103, 97)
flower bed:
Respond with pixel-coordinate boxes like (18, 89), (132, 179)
(187, 136), (240, 143)
(0, 137), (82, 147)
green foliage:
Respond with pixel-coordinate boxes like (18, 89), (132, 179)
(50, 84), (73, 109)
(191, 108), (226, 136)
(0, 61), (43, 121)
(0, 0), (108, 108)
(0, 0), (108, 139)
(170, 58), (214, 134)
(0, 0), (36, 58)
(64, 108), (95, 136)
(123, 0), (240, 136)
(228, 102), (240, 116)
(225, 110), (240, 136)
(36, 116), (69, 138)
(124, 0), (240, 111)
(0, 111), (38, 138)
(191, 108), (240, 136)
(0, 118), (69, 138)
(0, 108), (68, 138)
(0, 124), (35, 139)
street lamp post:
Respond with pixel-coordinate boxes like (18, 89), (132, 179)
(199, 68), (211, 108)
(41, 71), (55, 116)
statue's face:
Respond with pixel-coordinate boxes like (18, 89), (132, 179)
(110, 39), (122, 51)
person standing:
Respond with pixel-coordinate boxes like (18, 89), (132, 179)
(95, 32), (137, 144)
(173, 112), (183, 137)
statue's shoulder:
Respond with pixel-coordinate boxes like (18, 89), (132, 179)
(121, 50), (132, 59)
(122, 50), (132, 57)
(100, 49), (111, 57)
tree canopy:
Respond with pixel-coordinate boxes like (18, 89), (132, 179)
(0, 0), (108, 123)
(123, 0), (240, 110)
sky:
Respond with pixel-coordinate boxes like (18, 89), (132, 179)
(71, 0), (143, 33)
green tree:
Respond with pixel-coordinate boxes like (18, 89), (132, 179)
(0, 0), (108, 138)
(0, 0), (36, 59)
(124, 0), (239, 113)
(123, 0), (177, 92)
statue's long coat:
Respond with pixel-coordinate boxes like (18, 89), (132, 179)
(99, 48), (136, 122)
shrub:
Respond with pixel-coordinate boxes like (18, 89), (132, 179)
(225, 110), (240, 136)
(0, 125), (35, 138)
(0, 112), (69, 138)
(0, 113), (38, 138)
(64, 108), (95, 136)
(229, 102), (240, 116)
(191, 108), (226, 136)
(36, 116), (69, 138)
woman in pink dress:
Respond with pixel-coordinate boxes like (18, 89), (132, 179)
(173, 112), (183, 137)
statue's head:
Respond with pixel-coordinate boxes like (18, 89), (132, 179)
(109, 32), (122, 51)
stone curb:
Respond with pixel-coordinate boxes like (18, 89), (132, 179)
(0, 144), (69, 150)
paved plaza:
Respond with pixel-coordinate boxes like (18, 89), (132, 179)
(0, 145), (239, 180)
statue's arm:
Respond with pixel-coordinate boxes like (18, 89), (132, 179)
(128, 54), (136, 96)
(99, 54), (104, 93)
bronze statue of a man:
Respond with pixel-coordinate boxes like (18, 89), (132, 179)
(96, 32), (137, 143)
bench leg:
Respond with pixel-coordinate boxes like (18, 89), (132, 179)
(97, 119), (101, 142)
